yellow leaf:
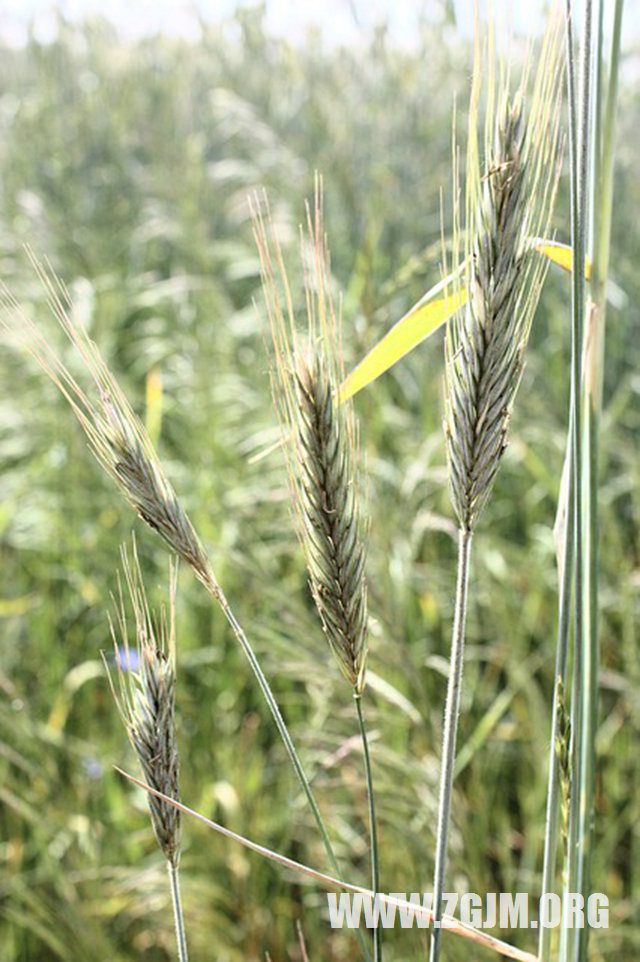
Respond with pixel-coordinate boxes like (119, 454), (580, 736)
(340, 287), (467, 401)
(536, 241), (592, 281)
(339, 236), (588, 405)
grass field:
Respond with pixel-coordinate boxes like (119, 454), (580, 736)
(0, 5), (638, 960)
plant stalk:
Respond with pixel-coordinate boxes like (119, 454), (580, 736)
(355, 694), (381, 962)
(560, 2), (593, 959)
(217, 591), (334, 866)
(168, 862), (189, 962)
(429, 527), (473, 962)
(538, 429), (575, 962)
(576, 2), (624, 959)
(216, 589), (370, 962)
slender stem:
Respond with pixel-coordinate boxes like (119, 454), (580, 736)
(538, 425), (575, 962)
(575, 2), (603, 952)
(430, 527), (473, 962)
(216, 588), (370, 961)
(577, 337), (599, 962)
(560, 2), (593, 959)
(355, 694), (381, 962)
(217, 591), (334, 866)
(167, 861), (189, 962)
(576, 4), (624, 959)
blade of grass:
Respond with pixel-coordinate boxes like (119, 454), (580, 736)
(339, 243), (579, 403)
(116, 769), (541, 962)
(541, 3), (586, 956)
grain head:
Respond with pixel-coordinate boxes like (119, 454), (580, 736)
(105, 542), (182, 867)
(444, 16), (564, 531)
(0, 252), (218, 597)
(252, 182), (369, 694)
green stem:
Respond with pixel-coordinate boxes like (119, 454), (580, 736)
(561, 2), (593, 959)
(355, 694), (381, 962)
(217, 591), (334, 866)
(538, 425), (575, 962)
(216, 589), (370, 961)
(574, 4), (603, 955)
(167, 861), (189, 962)
(576, 4), (624, 959)
(429, 527), (473, 962)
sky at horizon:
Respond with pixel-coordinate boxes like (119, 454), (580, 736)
(0, 0), (636, 48)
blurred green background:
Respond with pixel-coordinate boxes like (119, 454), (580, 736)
(0, 4), (638, 960)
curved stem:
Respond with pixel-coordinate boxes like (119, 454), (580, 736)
(355, 693), (381, 962)
(217, 591), (335, 866)
(430, 527), (473, 962)
(167, 861), (189, 962)
(216, 589), (370, 961)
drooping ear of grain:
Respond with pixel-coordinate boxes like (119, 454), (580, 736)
(0, 253), (218, 597)
(1, 236), (347, 892)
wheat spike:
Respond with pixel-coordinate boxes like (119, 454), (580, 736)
(0, 252), (218, 598)
(252, 182), (369, 694)
(1, 244), (348, 889)
(295, 348), (369, 692)
(445, 21), (563, 532)
(554, 677), (572, 848)
(104, 542), (182, 867)
(431, 20), (564, 961)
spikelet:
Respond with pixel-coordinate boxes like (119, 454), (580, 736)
(0, 253), (218, 598)
(104, 542), (182, 867)
(444, 17), (563, 532)
(554, 677), (572, 848)
(252, 182), (369, 694)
